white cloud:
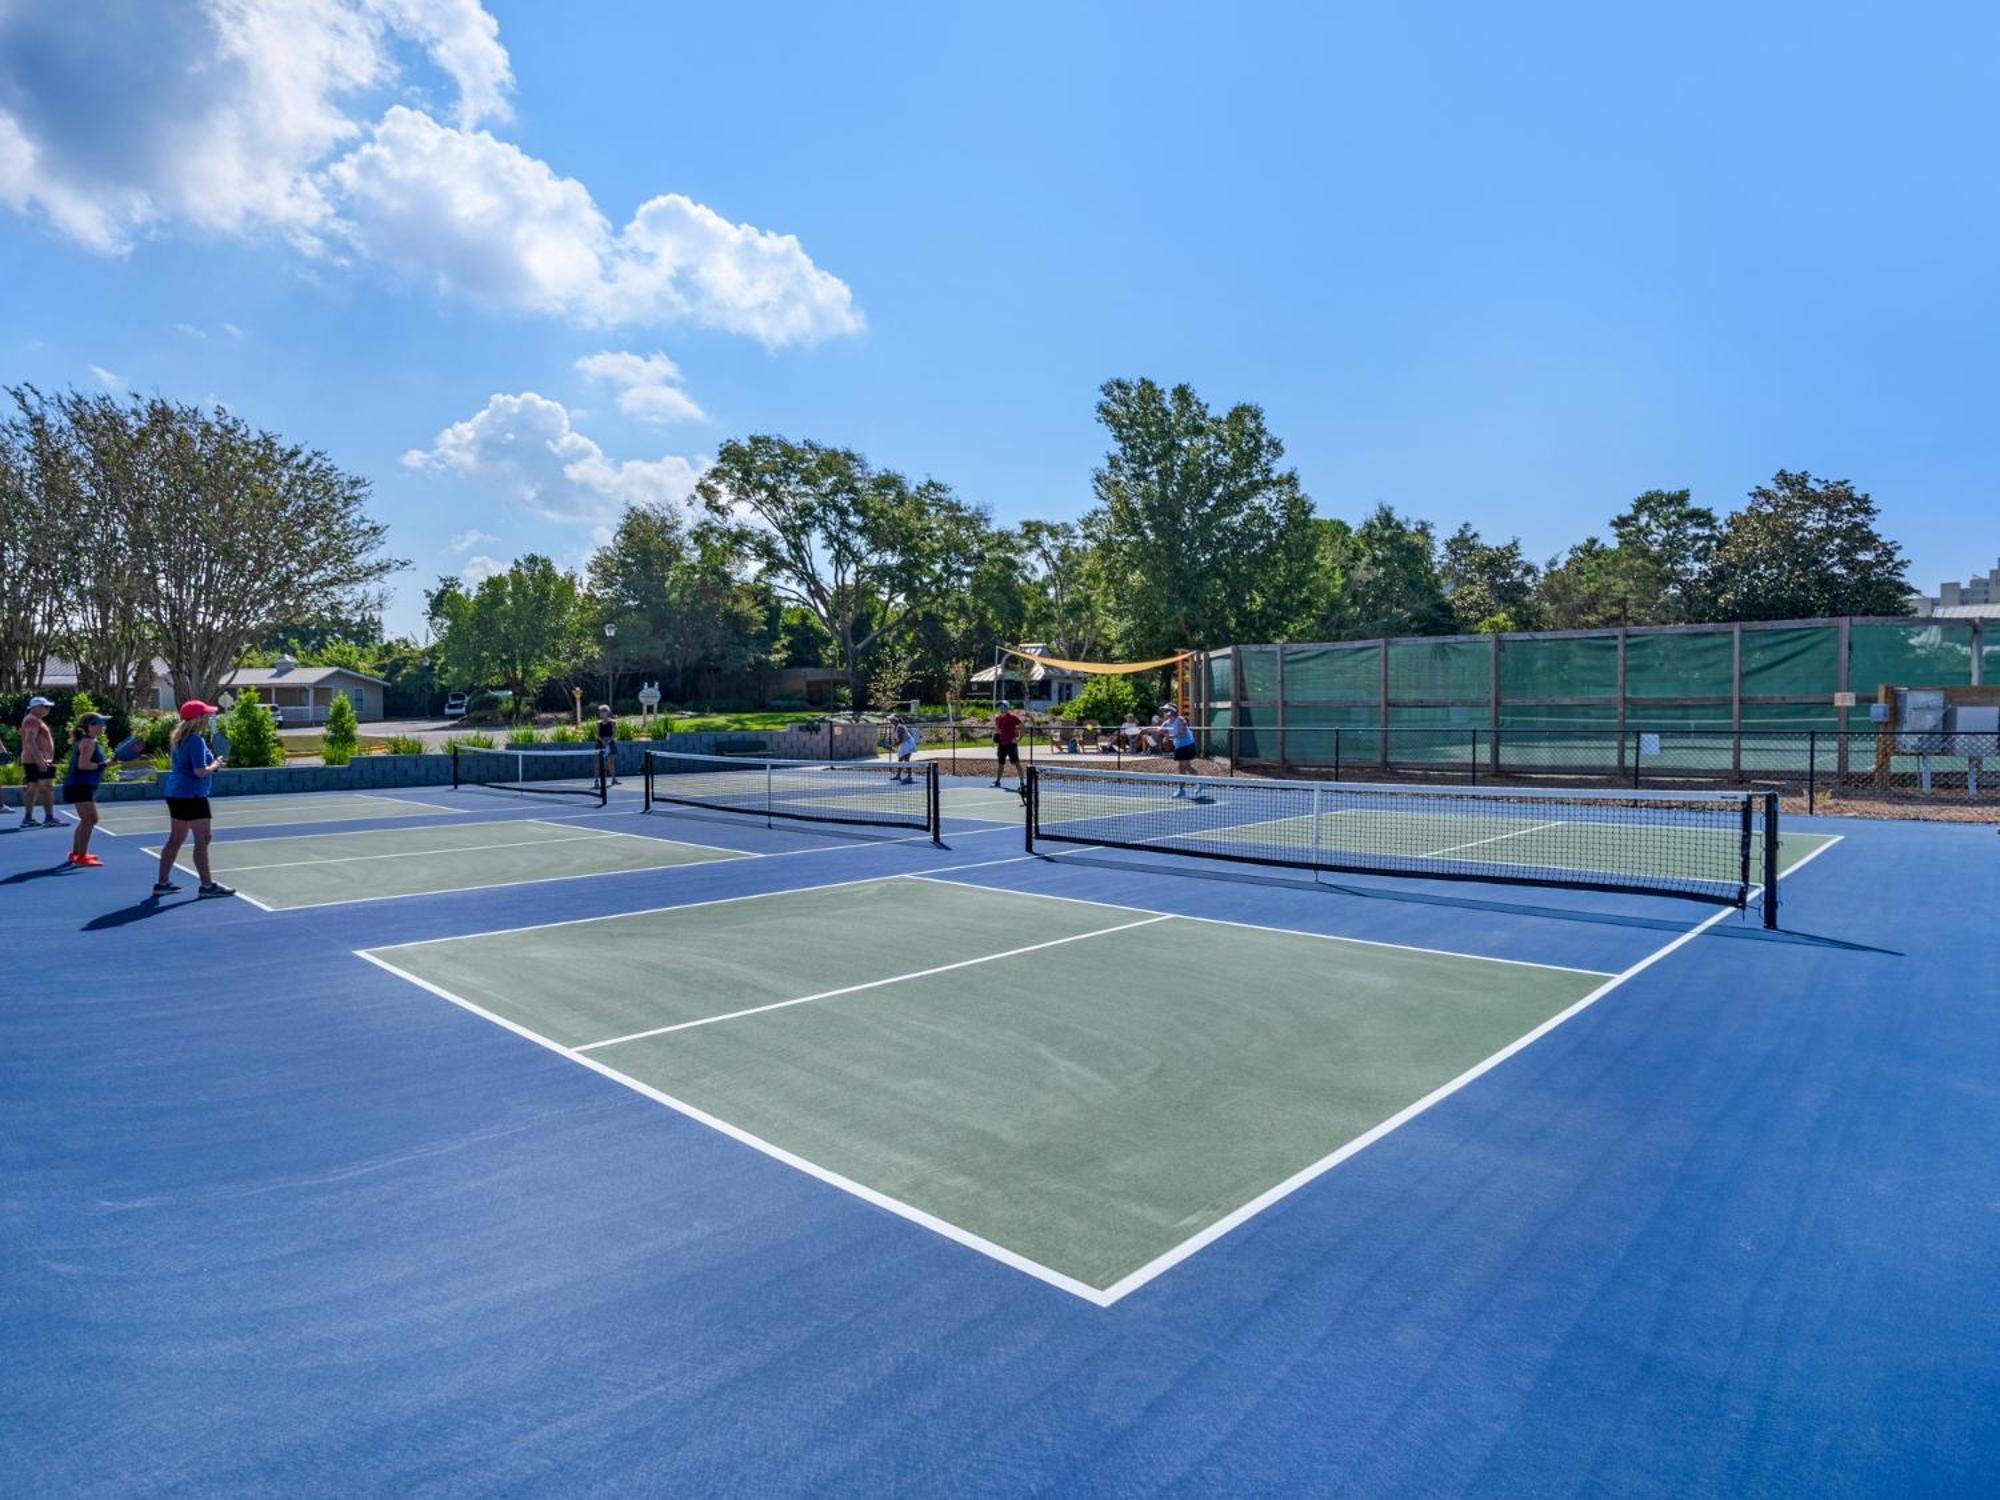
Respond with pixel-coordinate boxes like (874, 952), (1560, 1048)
(0, 4), (861, 348)
(403, 390), (707, 527)
(175, 322), (207, 338)
(449, 527), (498, 553)
(459, 553), (506, 585)
(221, 322), (246, 339)
(574, 349), (706, 425)
(88, 364), (125, 389)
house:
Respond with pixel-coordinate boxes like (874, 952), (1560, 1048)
(969, 644), (1085, 711)
(223, 655), (386, 724)
(38, 657), (176, 710)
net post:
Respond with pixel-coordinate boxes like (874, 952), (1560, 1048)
(928, 761), (941, 842)
(451, 743), (461, 791)
(1807, 730), (1817, 815)
(1024, 765), (1037, 853)
(1333, 726), (1342, 782)
(764, 758), (774, 829)
(1762, 790), (1780, 929)
(1469, 730), (1479, 786)
(641, 750), (652, 812)
(1631, 730), (1642, 790)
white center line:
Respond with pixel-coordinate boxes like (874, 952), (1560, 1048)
(576, 914), (1173, 1052)
(199, 828), (626, 872)
(1419, 819), (1568, 859)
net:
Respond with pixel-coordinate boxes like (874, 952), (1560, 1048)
(644, 750), (939, 836)
(1027, 764), (1779, 925)
(452, 745), (609, 804)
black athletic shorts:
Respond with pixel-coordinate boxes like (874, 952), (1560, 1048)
(1172, 742), (1197, 763)
(995, 742), (1021, 765)
(60, 783), (96, 804)
(165, 795), (212, 822)
(22, 763), (52, 783)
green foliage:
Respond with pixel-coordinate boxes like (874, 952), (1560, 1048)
(1706, 471), (1911, 620)
(443, 733), (496, 751)
(222, 690), (282, 768)
(321, 692), (360, 766)
(1086, 378), (1322, 657)
(1440, 525), (1541, 633)
(549, 725), (587, 743)
(506, 726), (545, 745)
(381, 734), (425, 755)
(613, 718), (642, 741)
(1322, 506), (1454, 638)
(1062, 674), (1142, 724)
(434, 555), (589, 708)
(697, 435), (992, 706)
(138, 713), (176, 756)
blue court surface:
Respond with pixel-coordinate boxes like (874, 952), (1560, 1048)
(3, 770), (1996, 1496)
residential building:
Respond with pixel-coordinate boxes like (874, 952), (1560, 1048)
(1909, 556), (1999, 615)
(222, 655), (386, 723)
(969, 644), (1085, 711)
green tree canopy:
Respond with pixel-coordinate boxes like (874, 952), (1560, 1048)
(433, 555), (590, 708)
(1707, 471), (1911, 620)
(696, 435), (992, 705)
(1086, 378), (1321, 657)
(1440, 524), (1541, 633)
(1324, 505), (1454, 638)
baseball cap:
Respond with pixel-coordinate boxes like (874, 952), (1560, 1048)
(26, 695), (53, 710)
(179, 700), (222, 721)
(997, 699), (1011, 709)
(77, 712), (110, 726)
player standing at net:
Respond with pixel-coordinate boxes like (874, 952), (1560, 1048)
(595, 704), (620, 786)
(1162, 701), (1203, 798)
(991, 700), (1023, 790)
(889, 714), (919, 784)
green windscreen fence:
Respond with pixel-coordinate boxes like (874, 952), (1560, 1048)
(1203, 616), (1991, 766)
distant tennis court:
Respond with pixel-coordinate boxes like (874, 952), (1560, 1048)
(95, 790), (463, 835)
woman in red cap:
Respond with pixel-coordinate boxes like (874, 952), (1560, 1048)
(154, 701), (233, 900)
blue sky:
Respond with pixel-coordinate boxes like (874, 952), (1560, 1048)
(4, 0), (1995, 638)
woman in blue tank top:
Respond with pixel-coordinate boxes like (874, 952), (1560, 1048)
(61, 713), (111, 867)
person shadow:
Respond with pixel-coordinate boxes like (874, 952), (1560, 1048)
(0, 863), (74, 885)
(82, 896), (199, 932)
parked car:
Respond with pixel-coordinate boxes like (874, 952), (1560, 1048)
(443, 692), (468, 718)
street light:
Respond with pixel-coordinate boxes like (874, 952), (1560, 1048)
(602, 622), (617, 716)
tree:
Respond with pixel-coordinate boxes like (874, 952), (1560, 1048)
(697, 436), (991, 708)
(1016, 519), (1109, 660)
(321, 692), (360, 766)
(1085, 378), (1321, 657)
(1439, 523), (1540, 633)
(1327, 505), (1454, 638)
(1606, 489), (1719, 623)
(102, 397), (401, 702)
(1062, 673), (1141, 725)
(1707, 471), (1911, 620)
(433, 556), (590, 710)
(587, 504), (773, 702)
(221, 689), (282, 769)
(0, 390), (76, 692)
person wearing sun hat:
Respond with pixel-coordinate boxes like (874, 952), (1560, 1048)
(152, 700), (234, 900)
(17, 695), (64, 829)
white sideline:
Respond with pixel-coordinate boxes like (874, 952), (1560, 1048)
(576, 915), (1173, 1051)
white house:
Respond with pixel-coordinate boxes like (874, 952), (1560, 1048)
(223, 655), (386, 724)
(969, 644), (1085, 711)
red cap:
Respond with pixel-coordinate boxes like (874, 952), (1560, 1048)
(179, 700), (222, 721)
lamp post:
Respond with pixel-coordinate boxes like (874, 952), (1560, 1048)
(602, 622), (617, 716)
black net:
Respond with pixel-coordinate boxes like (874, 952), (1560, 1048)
(1028, 764), (1777, 922)
(644, 750), (938, 836)
(452, 746), (608, 804)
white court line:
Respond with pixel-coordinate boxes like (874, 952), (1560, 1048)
(153, 823), (632, 873)
(1419, 819), (1567, 859)
(1089, 899), (1743, 1304)
(903, 875), (1613, 977)
(352, 949), (1115, 1306)
(577, 915), (1174, 1051)
(366, 843), (1085, 949)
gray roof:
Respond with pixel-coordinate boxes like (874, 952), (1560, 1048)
(1928, 604), (2000, 619)
(224, 664), (388, 687)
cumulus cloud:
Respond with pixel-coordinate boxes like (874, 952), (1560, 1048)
(175, 322), (207, 338)
(449, 527), (498, 552)
(0, 3), (861, 346)
(88, 364), (125, 389)
(459, 553), (506, 585)
(403, 391), (707, 527)
(574, 350), (706, 424)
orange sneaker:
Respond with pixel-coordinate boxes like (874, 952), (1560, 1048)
(79, 853), (103, 867)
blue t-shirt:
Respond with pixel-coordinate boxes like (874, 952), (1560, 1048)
(1167, 714), (1195, 749)
(63, 739), (107, 788)
(165, 734), (215, 798)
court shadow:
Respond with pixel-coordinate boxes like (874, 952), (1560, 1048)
(82, 897), (199, 931)
(0, 863), (76, 885)
(1033, 850), (1900, 957)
